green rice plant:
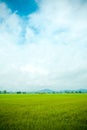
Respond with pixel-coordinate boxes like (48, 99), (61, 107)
(0, 94), (87, 130)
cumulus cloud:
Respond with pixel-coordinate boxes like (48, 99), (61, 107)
(0, 0), (87, 91)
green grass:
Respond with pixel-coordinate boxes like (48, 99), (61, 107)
(0, 94), (87, 130)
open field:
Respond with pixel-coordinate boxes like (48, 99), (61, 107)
(0, 94), (87, 130)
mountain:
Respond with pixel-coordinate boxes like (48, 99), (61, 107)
(36, 88), (87, 94)
(37, 89), (55, 93)
(78, 89), (87, 93)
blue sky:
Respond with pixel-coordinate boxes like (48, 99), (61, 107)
(0, 0), (87, 91)
(0, 0), (38, 16)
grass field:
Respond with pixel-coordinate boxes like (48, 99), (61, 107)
(0, 94), (87, 130)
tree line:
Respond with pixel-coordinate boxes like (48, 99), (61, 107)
(0, 90), (86, 94)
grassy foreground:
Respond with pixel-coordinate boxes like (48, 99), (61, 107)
(0, 94), (87, 130)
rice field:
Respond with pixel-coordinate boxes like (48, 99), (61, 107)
(0, 94), (87, 130)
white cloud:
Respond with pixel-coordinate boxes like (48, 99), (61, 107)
(0, 0), (87, 91)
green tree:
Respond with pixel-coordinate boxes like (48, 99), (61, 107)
(3, 90), (7, 94)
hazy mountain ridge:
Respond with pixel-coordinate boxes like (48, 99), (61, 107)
(34, 88), (87, 94)
(0, 88), (87, 94)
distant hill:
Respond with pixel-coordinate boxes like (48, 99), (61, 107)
(37, 89), (55, 93)
(0, 88), (87, 94)
(78, 89), (87, 93)
(36, 88), (87, 94)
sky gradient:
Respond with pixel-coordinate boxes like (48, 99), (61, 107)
(0, 0), (87, 91)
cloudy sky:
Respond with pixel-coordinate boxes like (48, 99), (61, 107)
(0, 0), (87, 91)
